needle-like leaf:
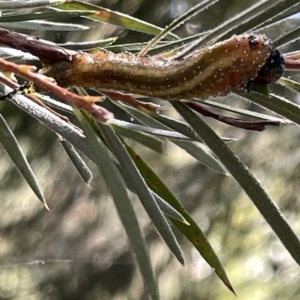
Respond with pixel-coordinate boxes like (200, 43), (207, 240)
(73, 107), (160, 300)
(173, 101), (300, 268)
(0, 114), (49, 209)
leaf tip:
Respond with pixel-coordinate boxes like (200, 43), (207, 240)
(178, 254), (185, 266)
(44, 201), (51, 211)
(221, 275), (236, 296)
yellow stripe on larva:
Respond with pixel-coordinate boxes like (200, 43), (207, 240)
(43, 34), (272, 100)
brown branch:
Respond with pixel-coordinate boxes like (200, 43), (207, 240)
(283, 53), (300, 70)
(186, 101), (280, 131)
(284, 58), (300, 70)
(97, 90), (160, 112)
(0, 27), (75, 64)
(0, 72), (73, 124)
(0, 58), (113, 122)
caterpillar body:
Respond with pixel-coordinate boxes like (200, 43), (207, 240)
(43, 34), (284, 100)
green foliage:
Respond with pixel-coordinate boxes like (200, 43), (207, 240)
(0, 0), (300, 299)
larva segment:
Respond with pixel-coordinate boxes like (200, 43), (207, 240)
(43, 34), (273, 100)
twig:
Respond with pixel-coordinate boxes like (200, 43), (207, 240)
(186, 101), (280, 131)
(0, 58), (113, 122)
(0, 27), (75, 64)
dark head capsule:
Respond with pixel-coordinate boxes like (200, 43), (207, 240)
(256, 48), (285, 84)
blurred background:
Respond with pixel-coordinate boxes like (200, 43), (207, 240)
(0, 0), (300, 299)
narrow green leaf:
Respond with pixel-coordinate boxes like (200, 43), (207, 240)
(73, 107), (159, 300)
(4, 92), (91, 158)
(106, 32), (206, 54)
(0, 47), (37, 61)
(0, 114), (49, 209)
(178, 0), (284, 57)
(0, 0), (68, 10)
(124, 143), (234, 294)
(214, 0), (291, 41)
(60, 138), (93, 185)
(150, 113), (234, 143)
(171, 140), (228, 175)
(112, 148), (187, 224)
(99, 124), (184, 266)
(116, 152), (187, 224)
(55, 1), (178, 39)
(119, 105), (227, 174)
(140, 0), (218, 55)
(121, 104), (234, 143)
(279, 77), (300, 93)
(274, 21), (300, 47)
(172, 101), (300, 269)
(151, 192), (188, 224)
(58, 37), (118, 51)
(111, 122), (165, 154)
(240, 91), (300, 126)
(253, 0), (300, 32)
(203, 99), (291, 123)
(0, 20), (89, 31)
(36, 94), (74, 114)
(258, 19), (300, 46)
(0, 10), (96, 22)
(109, 119), (191, 141)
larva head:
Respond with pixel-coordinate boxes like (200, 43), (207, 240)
(255, 48), (285, 83)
